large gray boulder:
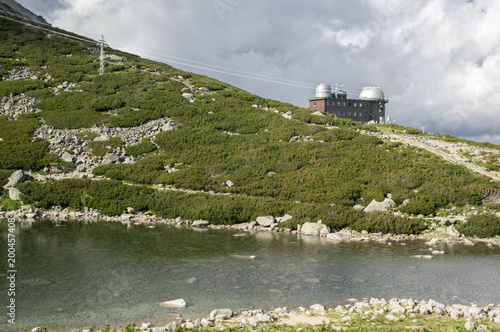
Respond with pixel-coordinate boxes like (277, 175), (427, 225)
(61, 152), (75, 163)
(300, 222), (331, 235)
(256, 216), (275, 227)
(363, 198), (396, 213)
(9, 187), (21, 200)
(276, 214), (293, 223)
(4, 170), (29, 188)
(101, 153), (120, 165)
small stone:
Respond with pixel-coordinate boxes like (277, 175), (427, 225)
(209, 309), (232, 320)
(464, 320), (475, 331)
(160, 299), (186, 308)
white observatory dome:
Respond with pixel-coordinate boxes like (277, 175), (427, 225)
(359, 87), (385, 101)
(315, 82), (332, 98)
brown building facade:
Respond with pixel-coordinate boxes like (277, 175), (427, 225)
(309, 83), (388, 124)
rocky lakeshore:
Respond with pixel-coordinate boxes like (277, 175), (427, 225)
(26, 298), (500, 332)
(2, 204), (500, 247)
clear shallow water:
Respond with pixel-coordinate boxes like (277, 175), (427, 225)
(1, 219), (500, 331)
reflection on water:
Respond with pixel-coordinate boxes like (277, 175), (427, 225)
(0, 219), (499, 331)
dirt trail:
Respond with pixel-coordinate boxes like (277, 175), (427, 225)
(385, 134), (500, 181)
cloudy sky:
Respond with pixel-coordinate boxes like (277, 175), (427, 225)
(17, 0), (500, 143)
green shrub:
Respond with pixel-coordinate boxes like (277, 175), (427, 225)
(125, 138), (157, 157)
(351, 212), (424, 235)
(455, 213), (500, 238)
(399, 195), (437, 215)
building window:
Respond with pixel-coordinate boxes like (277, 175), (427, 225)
(338, 102), (341, 106)
(326, 101), (329, 106)
(343, 102), (346, 107)
(349, 112), (351, 116)
(354, 112), (356, 117)
(313, 102), (316, 106)
(354, 103), (357, 107)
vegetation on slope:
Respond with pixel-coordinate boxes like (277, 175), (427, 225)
(1, 15), (500, 236)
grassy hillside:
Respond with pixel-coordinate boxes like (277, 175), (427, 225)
(1, 14), (499, 235)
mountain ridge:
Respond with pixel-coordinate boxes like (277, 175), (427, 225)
(0, 0), (48, 25)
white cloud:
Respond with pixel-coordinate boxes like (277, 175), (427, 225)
(15, 0), (500, 143)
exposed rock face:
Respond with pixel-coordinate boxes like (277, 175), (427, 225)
(0, 0), (49, 24)
(363, 198), (396, 213)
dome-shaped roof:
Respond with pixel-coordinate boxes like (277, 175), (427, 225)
(359, 87), (385, 101)
(315, 82), (332, 98)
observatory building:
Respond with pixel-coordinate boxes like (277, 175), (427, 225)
(309, 83), (388, 123)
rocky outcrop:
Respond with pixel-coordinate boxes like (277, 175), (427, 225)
(0, 93), (41, 118)
(4, 169), (32, 188)
(0, 0), (49, 24)
(31, 116), (177, 174)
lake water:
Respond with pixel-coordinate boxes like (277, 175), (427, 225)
(1, 219), (499, 331)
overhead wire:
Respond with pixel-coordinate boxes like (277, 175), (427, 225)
(1, 11), (372, 95)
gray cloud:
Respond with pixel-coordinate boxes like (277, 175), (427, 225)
(16, 0), (500, 143)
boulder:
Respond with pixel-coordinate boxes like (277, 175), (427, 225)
(21, 205), (36, 213)
(465, 320), (475, 331)
(61, 152), (75, 163)
(309, 304), (326, 314)
(209, 309), (232, 320)
(160, 299), (186, 308)
(353, 205), (365, 210)
(192, 220), (210, 227)
(4, 170), (29, 188)
(276, 214), (293, 223)
(446, 226), (461, 237)
(224, 180), (234, 188)
(300, 222), (331, 235)
(93, 134), (111, 142)
(9, 187), (21, 200)
(364, 198), (396, 213)
(327, 232), (344, 241)
(102, 153), (120, 165)
(256, 216), (275, 227)
(385, 314), (399, 321)
(248, 313), (273, 326)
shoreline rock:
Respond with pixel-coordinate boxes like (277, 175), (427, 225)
(1, 207), (499, 247)
(46, 297), (500, 332)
